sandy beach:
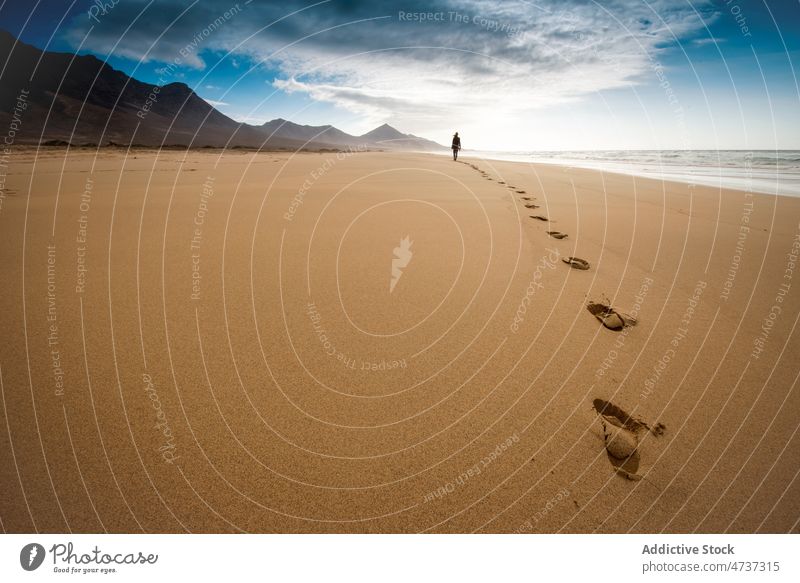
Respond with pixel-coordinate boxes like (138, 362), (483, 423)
(0, 147), (798, 534)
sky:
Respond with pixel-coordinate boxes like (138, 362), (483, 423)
(1, 0), (799, 150)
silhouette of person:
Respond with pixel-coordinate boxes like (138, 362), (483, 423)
(452, 132), (461, 161)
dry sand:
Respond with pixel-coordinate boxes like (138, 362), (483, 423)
(1, 148), (799, 533)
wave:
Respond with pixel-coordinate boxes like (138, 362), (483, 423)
(463, 150), (800, 197)
(520, 150), (800, 169)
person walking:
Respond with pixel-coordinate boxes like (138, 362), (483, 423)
(451, 132), (461, 161)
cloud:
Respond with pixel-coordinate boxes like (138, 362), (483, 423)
(202, 98), (229, 106)
(691, 37), (722, 46)
(64, 0), (250, 69)
(63, 0), (717, 136)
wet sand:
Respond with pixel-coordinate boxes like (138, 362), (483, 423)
(0, 148), (799, 533)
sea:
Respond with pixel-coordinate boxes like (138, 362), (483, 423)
(453, 150), (800, 197)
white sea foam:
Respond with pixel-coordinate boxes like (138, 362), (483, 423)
(448, 150), (800, 197)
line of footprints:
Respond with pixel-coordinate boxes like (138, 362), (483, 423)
(460, 162), (666, 481)
(459, 162), (638, 331)
(461, 161), (581, 264)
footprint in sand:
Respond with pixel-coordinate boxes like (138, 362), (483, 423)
(516, 190), (527, 194)
(586, 302), (636, 331)
(562, 257), (590, 270)
(546, 231), (568, 239)
(592, 399), (666, 481)
(524, 203), (540, 209)
(529, 215), (549, 221)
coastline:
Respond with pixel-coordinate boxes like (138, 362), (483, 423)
(1, 148), (798, 533)
(432, 149), (800, 198)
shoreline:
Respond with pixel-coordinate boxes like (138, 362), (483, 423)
(432, 149), (800, 198)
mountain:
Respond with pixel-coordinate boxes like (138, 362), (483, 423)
(360, 123), (444, 150)
(260, 119), (445, 150)
(260, 118), (367, 147)
(0, 30), (445, 151)
(0, 29), (294, 148)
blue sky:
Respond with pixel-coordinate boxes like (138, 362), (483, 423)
(1, 0), (798, 150)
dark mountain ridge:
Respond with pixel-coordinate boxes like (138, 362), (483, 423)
(0, 30), (445, 151)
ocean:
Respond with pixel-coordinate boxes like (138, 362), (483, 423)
(455, 150), (800, 197)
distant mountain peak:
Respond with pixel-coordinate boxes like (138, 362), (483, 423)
(360, 123), (407, 140)
(160, 81), (192, 92)
(358, 123), (446, 150)
(262, 117), (334, 130)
